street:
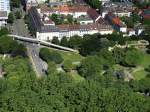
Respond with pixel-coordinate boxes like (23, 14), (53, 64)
(9, 6), (48, 77)
(26, 43), (48, 77)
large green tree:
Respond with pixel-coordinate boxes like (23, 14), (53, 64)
(124, 48), (143, 67)
(39, 48), (63, 64)
(7, 13), (14, 24)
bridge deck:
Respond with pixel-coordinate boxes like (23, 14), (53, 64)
(8, 35), (78, 53)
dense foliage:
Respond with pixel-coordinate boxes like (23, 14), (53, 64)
(0, 27), (150, 111)
(84, 0), (101, 9)
(0, 35), (27, 57)
(0, 56), (150, 112)
(39, 48), (63, 64)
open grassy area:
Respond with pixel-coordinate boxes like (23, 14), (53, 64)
(141, 53), (150, 68)
(67, 71), (84, 83)
(132, 53), (150, 80)
(49, 48), (84, 62)
(133, 69), (147, 80)
(113, 53), (150, 81)
(59, 51), (84, 62)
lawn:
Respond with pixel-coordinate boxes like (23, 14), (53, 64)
(49, 48), (84, 62)
(67, 71), (84, 83)
(129, 53), (150, 80)
(132, 53), (150, 80)
(113, 53), (150, 81)
(132, 69), (147, 80)
(141, 53), (150, 68)
(60, 51), (84, 62)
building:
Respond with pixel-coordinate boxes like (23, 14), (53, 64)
(38, 5), (89, 18)
(101, 2), (135, 18)
(0, 0), (10, 13)
(29, 7), (113, 41)
(77, 15), (93, 25)
(141, 7), (150, 20)
(25, 0), (46, 10)
(99, 0), (110, 5)
(73, 0), (87, 5)
(105, 13), (127, 33)
(0, 0), (10, 27)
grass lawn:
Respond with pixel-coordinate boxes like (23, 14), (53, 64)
(141, 53), (150, 68)
(49, 48), (84, 62)
(132, 69), (147, 80)
(59, 51), (84, 62)
(132, 53), (150, 80)
(67, 71), (84, 83)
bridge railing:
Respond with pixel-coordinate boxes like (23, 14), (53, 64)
(8, 35), (78, 53)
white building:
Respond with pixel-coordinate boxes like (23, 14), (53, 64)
(0, 0), (10, 13)
(39, 5), (89, 18)
(36, 24), (113, 41)
(25, 0), (46, 10)
(29, 7), (113, 41)
(99, 0), (110, 5)
(101, 2), (135, 18)
(0, 0), (10, 27)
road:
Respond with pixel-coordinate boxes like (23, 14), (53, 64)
(9, 7), (76, 76)
(11, 6), (48, 77)
(26, 43), (48, 77)
(10, 7), (48, 77)
(12, 19), (30, 37)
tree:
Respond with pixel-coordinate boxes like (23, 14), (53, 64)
(11, 44), (27, 57)
(7, 13), (14, 24)
(145, 65), (150, 78)
(50, 14), (62, 25)
(79, 56), (103, 79)
(97, 49), (115, 66)
(112, 48), (125, 64)
(68, 35), (83, 49)
(15, 11), (22, 19)
(39, 48), (63, 64)
(10, 0), (20, 8)
(0, 27), (9, 36)
(67, 14), (73, 24)
(60, 37), (68, 47)
(0, 36), (18, 54)
(138, 78), (150, 95)
(51, 37), (60, 45)
(124, 48), (143, 67)
(85, 0), (102, 9)
(47, 61), (57, 75)
(80, 35), (102, 56)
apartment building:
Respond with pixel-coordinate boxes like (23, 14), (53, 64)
(0, 0), (10, 27)
(101, 2), (135, 18)
(29, 7), (113, 41)
(25, 0), (46, 10)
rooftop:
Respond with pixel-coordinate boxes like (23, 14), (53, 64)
(40, 5), (89, 13)
(101, 2), (135, 13)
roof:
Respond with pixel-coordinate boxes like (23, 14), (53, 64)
(39, 23), (113, 33)
(87, 8), (99, 21)
(28, 7), (44, 31)
(142, 8), (150, 19)
(73, 0), (86, 5)
(40, 5), (89, 13)
(101, 2), (135, 14)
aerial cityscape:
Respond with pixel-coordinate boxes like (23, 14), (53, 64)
(0, 0), (150, 111)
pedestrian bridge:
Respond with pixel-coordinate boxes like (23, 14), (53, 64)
(8, 35), (78, 53)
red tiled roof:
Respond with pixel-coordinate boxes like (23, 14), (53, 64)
(40, 5), (89, 13)
(87, 8), (99, 20)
